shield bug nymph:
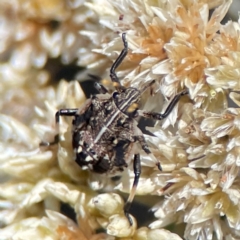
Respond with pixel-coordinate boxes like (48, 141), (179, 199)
(40, 33), (188, 225)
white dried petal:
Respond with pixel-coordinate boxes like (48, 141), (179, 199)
(0, 211), (89, 240)
(149, 217), (176, 230)
(152, 59), (172, 75)
(146, 228), (182, 240)
(115, 168), (156, 195)
(46, 209), (77, 228)
(20, 179), (54, 207)
(88, 193), (124, 218)
(204, 115), (234, 138)
(96, 217), (109, 229)
(184, 205), (210, 224)
(0, 208), (21, 226)
(32, 50), (47, 68)
(87, 173), (107, 191)
(1, 150), (54, 180)
(45, 182), (80, 205)
(0, 114), (39, 148)
(107, 214), (136, 237)
(0, 217), (42, 239)
(0, 181), (33, 201)
(205, 170), (220, 189)
(149, 227), (184, 240)
(134, 227), (149, 240)
(181, 168), (201, 180)
(224, 188), (240, 205)
(220, 165), (238, 189)
(207, 0), (233, 33)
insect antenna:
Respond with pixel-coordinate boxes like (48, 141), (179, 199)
(110, 33), (128, 91)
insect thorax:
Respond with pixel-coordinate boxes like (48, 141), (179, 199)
(72, 89), (140, 174)
(112, 87), (141, 114)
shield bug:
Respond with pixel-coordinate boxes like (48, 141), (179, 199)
(40, 33), (188, 225)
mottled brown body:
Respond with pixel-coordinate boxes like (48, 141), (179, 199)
(40, 33), (188, 225)
(72, 89), (143, 174)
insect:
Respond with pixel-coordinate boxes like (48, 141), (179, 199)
(40, 33), (188, 225)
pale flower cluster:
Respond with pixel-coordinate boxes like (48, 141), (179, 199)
(0, 0), (240, 240)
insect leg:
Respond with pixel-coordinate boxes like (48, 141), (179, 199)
(94, 82), (109, 94)
(134, 135), (162, 171)
(88, 73), (101, 82)
(110, 33), (128, 87)
(88, 74), (109, 93)
(138, 89), (188, 120)
(124, 153), (141, 226)
(40, 108), (78, 146)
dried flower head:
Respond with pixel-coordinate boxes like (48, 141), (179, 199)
(1, 0), (240, 240)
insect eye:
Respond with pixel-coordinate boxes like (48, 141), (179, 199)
(113, 92), (119, 99)
(89, 149), (96, 155)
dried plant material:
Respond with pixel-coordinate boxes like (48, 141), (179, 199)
(106, 214), (137, 237)
(2, 0), (240, 240)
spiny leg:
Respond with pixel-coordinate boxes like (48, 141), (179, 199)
(88, 74), (109, 94)
(94, 82), (109, 94)
(134, 135), (162, 171)
(40, 108), (78, 146)
(124, 153), (141, 226)
(138, 89), (188, 120)
(110, 33), (128, 89)
(88, 73), (101, 82)
(134, 90), (188, 171)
